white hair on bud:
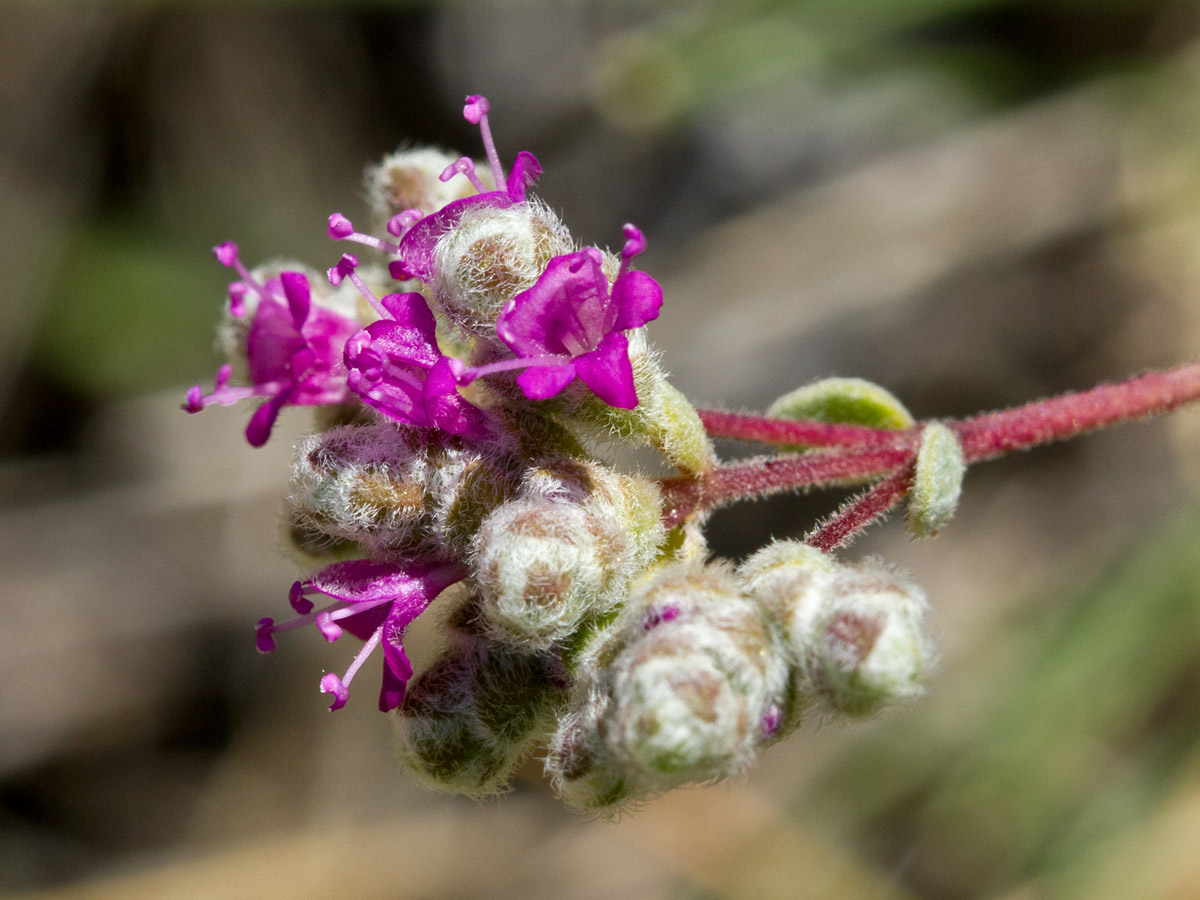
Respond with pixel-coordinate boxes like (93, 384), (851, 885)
(365, 147), (486, 228)
(801, 560), (937, 717)
(432, 200), (574, 339)
(393, 632), (563, 797)
(287, 422), (514, 558)
(552, 561), (792, 810)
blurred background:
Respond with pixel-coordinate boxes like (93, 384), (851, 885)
(5, 1), (1200, 898)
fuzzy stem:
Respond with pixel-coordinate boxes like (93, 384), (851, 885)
(697, 408), (915, 450)
(805, 465), (913, 552)
(670, 360), (1200, 529)
(660, 445), (915, 527)
(951, 360), (1200, 462)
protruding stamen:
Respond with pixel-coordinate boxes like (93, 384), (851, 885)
(213, 240), (269, 299)
(319, 673), (349, 710)
(255, 617), (277, 653)
(289, 581), (314, 615)
(327, 213), (402, 254)
(454, 353), (573, 386)
(184, 386), (204, 414)
(182, 365), (261, 414)
(316, 610), (342, 643)
(463, 94), (505, 188)
(319, 622), (384, 711)
(617, 223), (647, 281)
(327, 253), (358, 286)
(213, 241), (238, 267)
(327, 213), (354, 240)
(439, 157), (489, 194)
(228, 283), (248, 317)
(328, 253), (389, 321)
(386, 208), (424, 238)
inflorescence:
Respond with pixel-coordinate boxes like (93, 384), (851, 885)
(185, 94), (1200, 811)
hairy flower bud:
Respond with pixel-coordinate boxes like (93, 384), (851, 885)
(471, 460), (664, 650)
(906, 422), (965, 538)
(544, 690), (631, 812)
(740, 540), (838, 647)
(287, 422), (518, 557)
(801, 562), (936, 717)
(394, 630), (564, 797)
(432, 200), (574, 338)
(365, 148), (486, 230)
(552, 561), (791, 809)
(741, 543), (935, 717)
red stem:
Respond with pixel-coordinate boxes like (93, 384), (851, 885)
(670, 360), (1200, 535)
(660, 445), (915, 528)
(950, 360), (1200, 462)
(805, 465), (914, 552)
(697, 408), (914, 451)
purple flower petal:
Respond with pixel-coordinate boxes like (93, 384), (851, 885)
(379, 604), (418, 711)
(497, 249), (611, 358)
(309, 558), (466, 607)
(279, 271), (312, 330)
(380, 292), (438, 334)
(395, 192), (515, 283)
(575, 331), (638, 409)
(516, 361), (577, 400)
(244, 388), (292, 448)
(611, 270), (663, 332)
(505, 151), (542, 201)
(246, 297), (308, 386)
(424, 356), (489, 437)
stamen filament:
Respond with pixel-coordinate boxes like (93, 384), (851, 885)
(472, 106), (505, 187)
(268, 598), (351, 635)
(459, 353), (573, 384)
(340, 623), (384, 687)
(440, 158), (489, 194)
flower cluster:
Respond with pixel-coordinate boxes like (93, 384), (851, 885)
(185, 94), (1200, 811)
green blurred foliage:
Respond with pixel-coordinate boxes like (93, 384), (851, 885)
(38, 220), (220, 398)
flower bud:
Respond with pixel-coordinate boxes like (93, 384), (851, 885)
(906, 422), (965, 538)
(432, 200), (574, 338)
(739, 540), (838, 647)
(365, 148), (485, 229)
(544, 690), (631, 812)
(287, 423), (518, 557)
(800, 562), (936, 717)
(471, 460), (664, 650)
(393, 632), (564, 796)
(552, 561), (791, 810)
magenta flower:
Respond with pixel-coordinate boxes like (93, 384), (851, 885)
(257, 558), (469, 711)
(458, 224), (663, 409)
(184, 243), (359, 447)
(333, 260), (489, 437)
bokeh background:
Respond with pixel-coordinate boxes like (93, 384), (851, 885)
(6, 2), (1200, 898)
